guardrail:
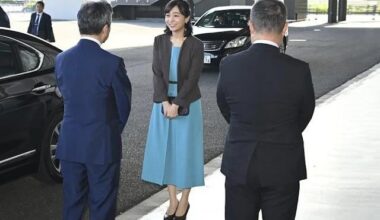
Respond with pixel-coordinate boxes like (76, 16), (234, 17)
(308, 5), (379, 15)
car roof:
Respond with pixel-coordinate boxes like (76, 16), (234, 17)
(206, 5), (252, 12)
(0, 27), (61, 52)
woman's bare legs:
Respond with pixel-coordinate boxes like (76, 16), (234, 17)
(167, 185), (179, 215)
(176, 188), (191, 216)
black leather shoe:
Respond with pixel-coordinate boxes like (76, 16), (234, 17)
(174, 203), (190, 220)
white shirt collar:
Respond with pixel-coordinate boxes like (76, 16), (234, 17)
(253, 40), (279, 48)
(80, 36), (102, 46)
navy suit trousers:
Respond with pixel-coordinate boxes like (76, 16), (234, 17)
(61, 160), (120, 220)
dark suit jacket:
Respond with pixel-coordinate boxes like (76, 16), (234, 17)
(0, 7), (10, 28)
(55, 39), (132, 164)
(217, 43), (315, 186)
(27, 12), (55, 42)
(152, 34), (203, 108)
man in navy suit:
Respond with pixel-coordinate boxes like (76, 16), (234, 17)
(217, 0), (315, 219)
(55, 1), (132, 219)
(27, 1), (55, 42)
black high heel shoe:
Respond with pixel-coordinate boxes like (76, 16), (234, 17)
(174, 203), (190, 220)
(164, 202), (179, 220)
(164, 212), (175, 220)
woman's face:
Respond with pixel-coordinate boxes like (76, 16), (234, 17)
(165, 6), (189, 33)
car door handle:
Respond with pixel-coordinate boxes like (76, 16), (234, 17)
(32, 84), (52, 92)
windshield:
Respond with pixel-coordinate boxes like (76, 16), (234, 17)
(196, 9), (250, 28)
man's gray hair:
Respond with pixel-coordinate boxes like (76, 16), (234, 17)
(250, 0), (287, 34)
(77, 1), (112, 35)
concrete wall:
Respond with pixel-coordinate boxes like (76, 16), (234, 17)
(44, 0), (83, 20)
(295, 0), (308, 19)
(44, 0), (308, 21)
(284, 0), (307, 20)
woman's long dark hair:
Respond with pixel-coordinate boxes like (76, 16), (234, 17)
(164, 0), (193, 37)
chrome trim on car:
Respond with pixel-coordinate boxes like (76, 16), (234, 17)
(0, 150), (37, 165)
(0, 35), (45, 80)
(203, 40), (226, 51)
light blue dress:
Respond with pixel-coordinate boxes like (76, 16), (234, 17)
(141, 47), (204, 189)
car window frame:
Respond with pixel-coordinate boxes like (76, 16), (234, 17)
(0, 35), (44, 81)
(194, 8), (250, 28)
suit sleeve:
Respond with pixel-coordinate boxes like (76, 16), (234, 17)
(112, 59), (132, 133)
(216, 59), (231, 123)
(152, 36), (168, 102)
(172, 40), (203, 107)
(27, 14), (33, 34)
(46, 14), (55, 42)
(298, 64), (315, 132)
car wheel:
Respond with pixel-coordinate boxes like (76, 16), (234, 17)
(36, 111), (63, 183)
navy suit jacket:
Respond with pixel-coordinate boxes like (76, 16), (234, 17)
(217, 43), (315, 186)
(55, 39), (132, 164)
(27, 12), (55, 42)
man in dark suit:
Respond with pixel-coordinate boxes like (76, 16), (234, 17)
(55, 2), (132, 220)
(27, 1), (55, 42)
(217, 0), (315, 219)
(0, 6), (10, 28)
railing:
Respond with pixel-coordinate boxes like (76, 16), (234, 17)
(307, 5), (379, 15)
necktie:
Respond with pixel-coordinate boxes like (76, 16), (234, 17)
(33, 14), (40, 35)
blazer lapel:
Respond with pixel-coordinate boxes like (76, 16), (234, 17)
(162, 35), (172, 81)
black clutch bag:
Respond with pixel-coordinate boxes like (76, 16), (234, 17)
(161, 97), (189, 116)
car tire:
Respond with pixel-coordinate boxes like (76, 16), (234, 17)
(36, 111), (63, 183)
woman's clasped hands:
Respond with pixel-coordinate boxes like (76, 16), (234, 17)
(162, 101), (179, 119)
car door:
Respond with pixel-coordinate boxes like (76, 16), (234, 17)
(0, 35), (57, 167)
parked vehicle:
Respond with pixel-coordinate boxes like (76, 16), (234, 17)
(193, 6), (288, 65)
(0, 28), (63, 183)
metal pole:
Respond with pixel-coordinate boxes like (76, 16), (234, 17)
(338, 0), (347, 21)
(328, 0), (338, 23)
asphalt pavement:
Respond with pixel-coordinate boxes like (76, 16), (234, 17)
(0, 14), (379, 220)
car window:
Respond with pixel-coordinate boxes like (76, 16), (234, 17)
(18, 45), (39, 72)
(0, 41), (17, 78)
(196, 10), (250, 28)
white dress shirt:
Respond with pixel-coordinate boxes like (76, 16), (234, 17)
(80, 36), (102, 46)
(253, 40), (279, 48)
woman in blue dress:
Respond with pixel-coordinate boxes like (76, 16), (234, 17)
(141, 0), (204, 219)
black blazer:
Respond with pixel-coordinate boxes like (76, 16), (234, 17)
(217, 43), (315, 186)
(152, 34), (203, 108)
(27, 12), (55, 42)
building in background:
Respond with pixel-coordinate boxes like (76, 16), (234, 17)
(43, 0), (307, 20)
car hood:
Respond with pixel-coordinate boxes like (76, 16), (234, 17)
(193, 26), (249, 41)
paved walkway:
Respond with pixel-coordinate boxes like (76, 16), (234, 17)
(118, 62), (380, 219)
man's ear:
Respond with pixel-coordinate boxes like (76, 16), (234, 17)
(102, 24), (109, 33)
(248, 20), (255, 35)
(282, 22), (288, 36)
(100, 24), (110, 43)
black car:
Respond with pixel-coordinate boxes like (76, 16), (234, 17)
(193, 6), (287, 65)
(0, 28), (63, 183)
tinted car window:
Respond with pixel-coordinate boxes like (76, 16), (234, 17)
(196, 10), (250, 28)
(0, 41), (16, 77)
(19, 45), (39, 72)
(23, 39), (59, 71)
